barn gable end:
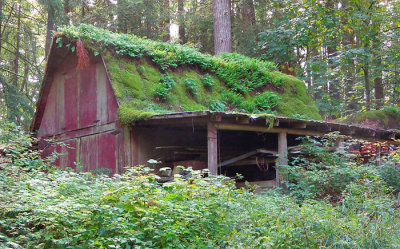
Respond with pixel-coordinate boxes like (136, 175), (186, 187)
(32, 44), (132, 175)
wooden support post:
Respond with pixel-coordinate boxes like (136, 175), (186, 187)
(207, 122), (218, 175)
(336, 136), (345, 152)
(277, 132), (288, 187)
(396, 193), (400, 208)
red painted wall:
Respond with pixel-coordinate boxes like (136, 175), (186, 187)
(36, 52), (130, 175)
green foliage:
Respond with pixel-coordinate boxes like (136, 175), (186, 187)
(152, 73), (176, 101)
(253, 92), (281, 112)
(118, 105), (155, 125)
(339, 106), (400, 128)
(58, 24), (321, 122)
(183, 78), (198, 96)
(209, 100), (227, 112)
(380, 159), (400, 191)
(1, 125), (400, 248)
(281, 133), (394, 202)
(201, 74), (214, 89)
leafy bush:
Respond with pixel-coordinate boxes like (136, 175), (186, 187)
(201, 74), (214, 89)
(209, 100), (226, 111)
(282, 133), (391, 202)
(380, 159), (400, 191)
(253, 91), (281, 112)
(153, 73), (176, 101)
(1, 124), (400, 248)
(184, 78), (198, 96)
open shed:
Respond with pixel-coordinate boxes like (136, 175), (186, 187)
(31, 25), (400, 187)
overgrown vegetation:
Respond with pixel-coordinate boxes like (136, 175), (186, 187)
(1, 123), (400, 248)
(56, 24), (321, 124)
(338, 105), (400, 129)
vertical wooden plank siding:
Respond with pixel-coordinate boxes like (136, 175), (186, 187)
(37, 55), (122, 174)
(116, 126), (132, 173)
(64, 73), (79, 131)
(207, 123), (218, 175)
(131, 129), (139, 166)
(55, 73), (65, 133)
(38, 76), (57, 137)
(98, 132), (117, 175)
(96, 62), (108, 124)
(79, 64), (97, 128)
(80, 135), (98, 172)
(277, 132), (288, 187)
(60, 139), (78, 170)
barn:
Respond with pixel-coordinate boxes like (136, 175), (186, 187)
(31, 25), (400, 187)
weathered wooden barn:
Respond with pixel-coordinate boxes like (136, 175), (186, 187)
(31, 25), (400, 187)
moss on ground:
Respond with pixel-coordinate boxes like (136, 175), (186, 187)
(59, 24), (322, 125)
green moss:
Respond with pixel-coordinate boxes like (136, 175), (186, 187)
(59, 24), (322, 124)
(118, 105), (155, 125)
(338, 106), (400, 128)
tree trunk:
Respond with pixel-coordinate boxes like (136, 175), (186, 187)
(213, 0), (232, 54)
(45, 4), (55, 58)
(341, 0), (356, 112)
(241, 0), (255, 27)
(374, 58), (384, 108)
(64, 0), (71, 24)
(13, 4), (21, 87)
(178, 0), (186, 44)
(363, 66), (371, 111)
(162, 0), (170, 42)
(21, 28), (30, 93)
(0, 0), (3, 56)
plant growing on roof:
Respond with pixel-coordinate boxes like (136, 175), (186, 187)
(253, 92), (281, 112)
(201, 74), (214, 90)
(153, 73), (176, 101)
(184, 78), (198, 96)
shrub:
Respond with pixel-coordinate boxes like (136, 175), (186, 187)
(253, 91), (281, 112)
(184, 78), (198, 96)
(2, 123), (400, 248)
(281, 133), (391, 202)
(201, 74), (214, 89)
(209, 100), (226, 111)
(153, 73), (176, 101)
(380, 158), (400, 191)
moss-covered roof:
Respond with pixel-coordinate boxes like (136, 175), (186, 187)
(57, 24), (321, 125)
(337, 106), (400, 130)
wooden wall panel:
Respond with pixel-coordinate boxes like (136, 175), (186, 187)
(54, 73), (65, 133)
(98, 132), (117, 175)
(38, 76), (57, 137)
(60, 139), (78, 170)
(64, 72), (79, 131)
(79, 64), (97, 128)
(80, 135), (98, 172)
(37, 54), (123, 174)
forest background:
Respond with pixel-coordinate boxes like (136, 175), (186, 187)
(0, 0), (399, 129)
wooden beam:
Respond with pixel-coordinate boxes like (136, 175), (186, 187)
(218, 149), (276, 168)
(207, 123), (218, 175)
(277, 132), (288, 187)
(215, 123), (325, 136)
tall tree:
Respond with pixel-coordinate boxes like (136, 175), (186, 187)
(213, 0), (232, 54)
(178, 0), (186, 44)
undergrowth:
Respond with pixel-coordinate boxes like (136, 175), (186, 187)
(1, 124), (400, 248)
